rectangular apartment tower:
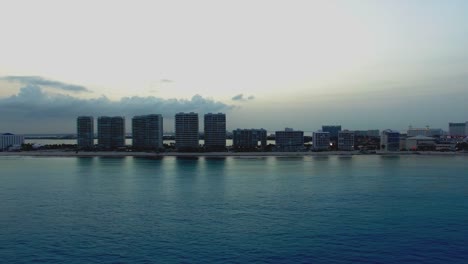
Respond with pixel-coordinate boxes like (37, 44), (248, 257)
(77, 116), (94, 149)
(132, 114), (163, 150)
(204, 113), (226, 151)
(175, 112), (199, 150)
(98, 116), (125, 149)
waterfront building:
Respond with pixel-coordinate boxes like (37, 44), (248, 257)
(405, 135), (436, 151)
(175, 112), (199, 150)
(0, 133), (24, 151)
(77, 116), (94, 149)
(353, 130), (380, 138)
(97, 116), (125, 149)
(204, 113), (226, 151)
(380, 129), (400, 151)
(132, 114), (163, 150)
(322, 125), (341, 138)
(312, 131), (330, 151)
(449, 122), (467, 137)
(275, 128), (304, 151)
(232, 129), (267, 150)
(338, 130), (355, 151)
(407, 127), (443, 137)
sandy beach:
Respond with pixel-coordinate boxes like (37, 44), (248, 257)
(0, 150), (467, 158)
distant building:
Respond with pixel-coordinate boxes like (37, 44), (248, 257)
(77, 116), (94, 149)
(354, 130), (380, 138)
(0, 133), (24, 151)
(406, 135), (436, 150)
(175, 112), (199, 150)
(338, 130), (355, 151)
(312, 131), (330, 151)
(275, 128), (304, 151)
(204, 113), (226, 151)
(322, 125), (341, 138)
(449, 122), (467, 137)
(97, 116), (125, 149)
(381, 129), (400, 151)
(233, 129), (267, 150)
(407, 127), (443, 137)
(132, 114), (163, 150)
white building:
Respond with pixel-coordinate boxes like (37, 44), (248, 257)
(312, 131), (330, 151)
(338, 130), (355, 151)
(0, 133), (24, 151)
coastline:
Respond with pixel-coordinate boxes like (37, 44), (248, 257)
(0, 150), (467, 158)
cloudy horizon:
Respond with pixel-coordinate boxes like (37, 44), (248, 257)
(1, 0), (467, 133)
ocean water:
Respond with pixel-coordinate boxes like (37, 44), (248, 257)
(1, 155), (467, 263)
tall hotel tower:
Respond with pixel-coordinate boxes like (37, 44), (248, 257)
(204, 113), (226, 151)
(175, 112), (199, 150)
(97, 116), (125, 149)
(132, 114), (163, 150)
(77, 116), (94, 149)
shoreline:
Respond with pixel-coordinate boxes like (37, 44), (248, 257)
(1, 150), (467, 158)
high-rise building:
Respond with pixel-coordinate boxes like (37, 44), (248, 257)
(175, 112), (199, 150)
(97, 116), (125, 149)
(0, 133), (24, 151)
(338, 130), (355, 151)
(322, 125), (341, 138)
(233, 129), (267, 150)
(449, 122), (467, 137)
(275, 128), (304, 151)
(77, 116), (94, 149)
(381, 129), (400, 151)
(132, 114), (163, 150)
(312, 131), (330, 151)
(204, 113), (226, 151)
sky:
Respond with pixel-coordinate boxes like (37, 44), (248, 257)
(0, 0), (467, 133)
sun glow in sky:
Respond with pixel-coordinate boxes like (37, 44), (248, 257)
(0, 0), (467, 133)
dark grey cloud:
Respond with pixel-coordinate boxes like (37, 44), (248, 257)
(1, 76), (91, 92)
(0, 85), (232, 133)
(232, 94), (255, 101)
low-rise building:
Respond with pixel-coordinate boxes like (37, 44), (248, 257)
(381, 129), (400, 151)
(233, 129), (267, 150)
(406, 135), (436, 150)
(275, 128), (304, 151)
(0, 133), (24, 151)
(312, 131), (330, 151)
(338, 130), (355, 151)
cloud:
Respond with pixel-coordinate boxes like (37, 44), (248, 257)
(160, 79), (174, 83)
(231, 94), (255, 101)
(1, 76), (91, 92)
(0, 85), (232, 133)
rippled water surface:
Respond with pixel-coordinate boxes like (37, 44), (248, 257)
(1, 156), (467, 263)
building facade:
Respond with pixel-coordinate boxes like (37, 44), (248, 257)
(449, 122), (467, 137)
(381, 129), (400, 151)
(312, 131), (330, 151)
(275, 128), (304, 151)
(407, 127), (443, 137)
(204, 113), (226, 151)
(0, 133), (24, 151)
(338, 130), (355, 151)
(77, 116), (94, 149)
(322, 125), (341, 138)
(132, 114), (163, 150)
(232, 129), (267, 150)
(175, 112), (199, 150)
(97, 116), (125, 149)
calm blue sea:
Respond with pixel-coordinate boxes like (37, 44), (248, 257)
(1, 156), (467, 263)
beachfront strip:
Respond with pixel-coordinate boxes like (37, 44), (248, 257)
(1, 114), (468, 152)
